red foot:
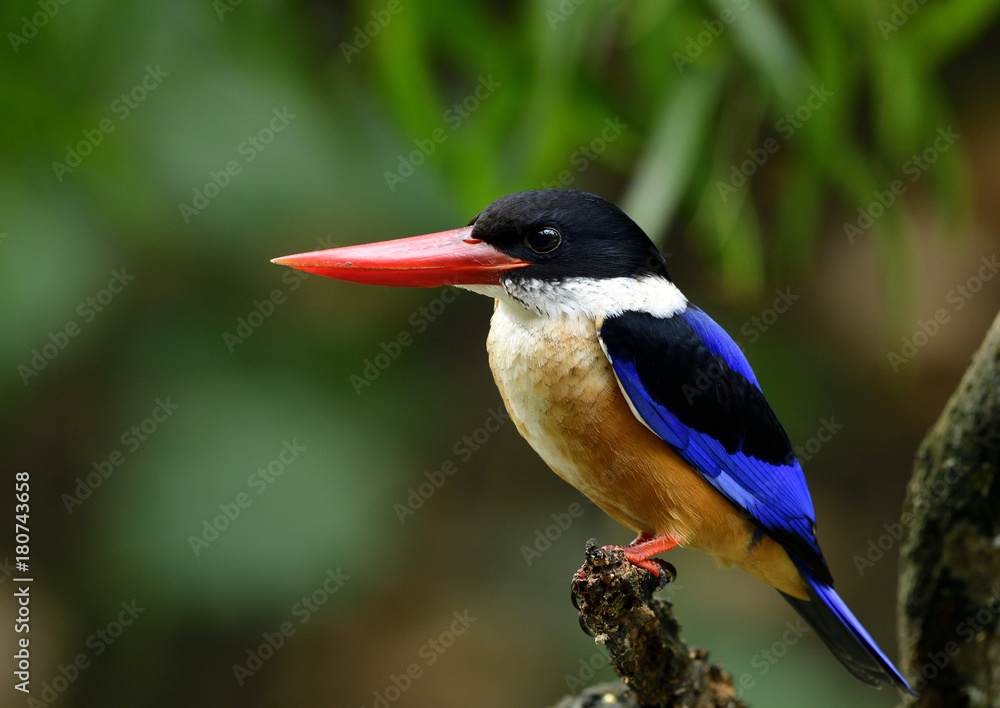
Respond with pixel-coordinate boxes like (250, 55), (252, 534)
(609, 534), (682, 577)
(576, 533), (682, 579)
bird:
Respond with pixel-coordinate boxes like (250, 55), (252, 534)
(272, 189), (914, 694)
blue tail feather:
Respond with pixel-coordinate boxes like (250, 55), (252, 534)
(781, 556), (916, 696)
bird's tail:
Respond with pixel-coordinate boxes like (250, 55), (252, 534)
(779, 555), (916, 696)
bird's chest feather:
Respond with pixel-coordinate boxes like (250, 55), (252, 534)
(486, 303), (613, 489)
(485, 300), (683, 534)
(484, 298), (762, 562)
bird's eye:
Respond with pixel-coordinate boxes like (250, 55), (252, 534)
(525, 227), (562, 254)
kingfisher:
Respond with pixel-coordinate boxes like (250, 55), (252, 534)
(272, 189), (913, 694)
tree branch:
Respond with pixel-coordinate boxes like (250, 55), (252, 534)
(559, 540), (745, 708)
(898, 310), (1000, 704)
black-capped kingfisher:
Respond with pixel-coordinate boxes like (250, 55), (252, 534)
(272, 189), (913, 694)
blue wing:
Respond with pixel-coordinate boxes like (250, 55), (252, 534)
(598, 305), (830, 582)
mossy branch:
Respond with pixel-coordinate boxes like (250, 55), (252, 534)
(554, 541), (745, 708)
(898, 310), (1000, 704)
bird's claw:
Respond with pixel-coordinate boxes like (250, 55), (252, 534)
(651, 559), (677, 588)
(574, 541), (677, 596)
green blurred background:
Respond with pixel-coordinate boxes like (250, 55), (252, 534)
(3, 0), (1000, 706)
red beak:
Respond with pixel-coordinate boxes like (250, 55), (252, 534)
(271, 226), (529, 287)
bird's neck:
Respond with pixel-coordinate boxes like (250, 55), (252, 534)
(498, 275), (688, 320)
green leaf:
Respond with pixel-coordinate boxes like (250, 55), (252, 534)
(621, 66), (727, 244)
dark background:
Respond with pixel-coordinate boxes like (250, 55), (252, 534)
(2, 1), (999, 706)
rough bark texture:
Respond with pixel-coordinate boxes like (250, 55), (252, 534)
(898, 311), (1000, 706)
(559, 540), (745, 708)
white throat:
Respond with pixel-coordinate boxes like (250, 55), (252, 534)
(461, 275), (687, 320)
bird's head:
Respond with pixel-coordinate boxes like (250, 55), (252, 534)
(273, 189), (676, 317)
